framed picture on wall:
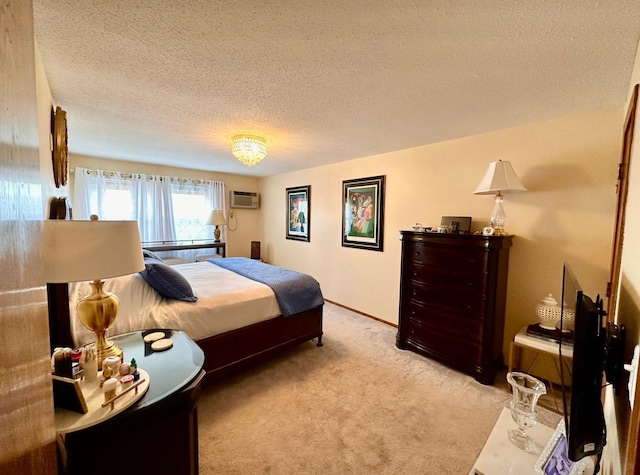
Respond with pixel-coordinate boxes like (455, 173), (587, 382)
(286, 185), (310, 242)
(342, 175), (385, 251)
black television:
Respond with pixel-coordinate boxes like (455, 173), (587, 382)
(559, 264), (606, 464)
(559, 263), (625, 468)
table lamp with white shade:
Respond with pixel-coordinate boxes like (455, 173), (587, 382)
(473, 160), (527, 235)
(44, 217), (144, 367)
(206, 209), (227, 242)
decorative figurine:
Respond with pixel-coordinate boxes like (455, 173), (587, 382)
(52, 347), (73, 378)
(120, 374), (134, 389)
(81, 347), (98, 382)
(103, 377), (117, 402)
(130, 358), (140, 382)
(100, 366), (113, 387)
(119, 362), (131, 376)
(102, 356), (121, 376)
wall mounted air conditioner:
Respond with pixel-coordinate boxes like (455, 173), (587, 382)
(229, 190), (260, 209)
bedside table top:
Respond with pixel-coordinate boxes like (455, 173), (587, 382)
(111, 329), (205, 409)
(54, 329), (205, 434)
(514, 327), (574, 359)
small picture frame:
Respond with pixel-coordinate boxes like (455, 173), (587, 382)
(535, 419), (594, 475)
(52, 374), (88, 414)
(286, 185), (310, 242)
(342, 175), (386, 251)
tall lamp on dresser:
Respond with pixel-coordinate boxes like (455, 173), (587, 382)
(396, 231), (512, 385)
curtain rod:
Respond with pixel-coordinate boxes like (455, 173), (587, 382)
(69, 167), (226, 185)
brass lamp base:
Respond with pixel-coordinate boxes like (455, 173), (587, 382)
(92, 332), (123, 369)
(77, 280), (123, 369)
(214, 225), (221, 242)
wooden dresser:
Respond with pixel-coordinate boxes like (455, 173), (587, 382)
(397, 231), (513, 385)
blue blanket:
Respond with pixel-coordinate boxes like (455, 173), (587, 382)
(208, 257), (324, 317)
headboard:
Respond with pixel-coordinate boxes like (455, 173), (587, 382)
(47, 197), (74, 350)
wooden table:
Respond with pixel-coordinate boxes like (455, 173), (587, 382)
(143, 240), (226, 257)
(509, 327), (573, 412)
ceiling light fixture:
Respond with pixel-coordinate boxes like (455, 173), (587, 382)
(231, 134), (267, 167)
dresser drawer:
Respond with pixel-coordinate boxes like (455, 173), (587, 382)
(402, 283), (486, 318)
(404, 264), (487, 296)
(404, 242), (488, 274)
(402, 321), (482, 367)
(401, 300), (484, 343)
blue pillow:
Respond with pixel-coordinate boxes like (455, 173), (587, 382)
(142, 249), (163, 261)
(139, 258), (197, 302)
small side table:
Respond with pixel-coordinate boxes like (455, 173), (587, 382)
(508, 327), (573, 413)
(56, 330), (205, 475)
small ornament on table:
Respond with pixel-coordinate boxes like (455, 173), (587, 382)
(102, 356), (121, 377)
(100, 366), (114, 387)
(120, 374), (134, 389)
(103, 377), (117, 402)
(130, 358), (140, 381)
(81, 347), (98, 382)
(119, 362), (131, 376)
(52, 347), (73, 378)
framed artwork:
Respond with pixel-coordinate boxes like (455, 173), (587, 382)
(52, 374), (88, 414)
(534, 419), (593, 475)
(342, 175), (385, 251)
(286, 185), (310, 242)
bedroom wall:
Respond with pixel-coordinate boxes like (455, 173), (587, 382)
(260, 107), (621, 362)
(68, 154), (262, 258)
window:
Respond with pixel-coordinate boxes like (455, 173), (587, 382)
(101, 188), (134, 220)
(171, 185), (211, 241)
(74, 167), (226, 245)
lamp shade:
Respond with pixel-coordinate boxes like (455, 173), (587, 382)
(206, 209), (227, 226)
(473, 160), (527, 195)
(44, 220), (144, 283)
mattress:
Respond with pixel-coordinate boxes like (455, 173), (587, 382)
(68, 261), (281, 347)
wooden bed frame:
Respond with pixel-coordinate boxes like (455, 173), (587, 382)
(46, 200), (324, 382)
(47, 283), (324, 383)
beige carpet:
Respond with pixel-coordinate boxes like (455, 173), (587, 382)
(197, 302), (560, 474)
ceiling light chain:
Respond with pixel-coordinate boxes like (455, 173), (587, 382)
(231, 134), (267, 167)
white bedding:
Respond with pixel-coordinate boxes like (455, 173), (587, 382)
(68, 261), (281, 347)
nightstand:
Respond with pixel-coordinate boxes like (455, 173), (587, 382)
(508, 327), (573, 413)
(55, 330), (205, 475)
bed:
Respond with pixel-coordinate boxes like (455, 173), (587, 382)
(47, 256), (324, 382)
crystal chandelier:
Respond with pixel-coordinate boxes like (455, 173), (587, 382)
(231, 134), (267, 167)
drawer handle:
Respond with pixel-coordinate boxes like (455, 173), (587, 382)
(413, 271), (418, 276)
(467, 281), (474, 287)
(411, 309), (416, 315)
(414, 251), (421, 257)
(412, 290), (417, 296)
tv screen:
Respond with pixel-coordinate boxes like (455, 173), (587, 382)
(560, 263), (606, 463)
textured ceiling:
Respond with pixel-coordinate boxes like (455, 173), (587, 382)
(33, 1), (640, 177)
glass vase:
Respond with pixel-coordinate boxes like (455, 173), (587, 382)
(506, 371), (547, 453)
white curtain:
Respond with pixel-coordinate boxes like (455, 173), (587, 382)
(74, 167), (105, 220)
(207, 180), (227, 242)
(134, 176), (176, 242)
(73, 167), (176, 243)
